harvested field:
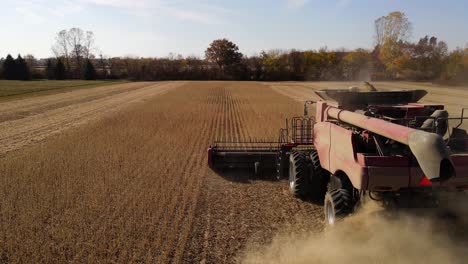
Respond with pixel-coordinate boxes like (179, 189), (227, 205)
(0, 81), (320, 263)
(0, 82), (181, 155)
(0, 80), (124, 99)
(1, 81), (467, 263)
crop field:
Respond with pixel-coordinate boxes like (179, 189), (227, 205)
(0, 80), (125, 99)
(0, 81), (467, 263)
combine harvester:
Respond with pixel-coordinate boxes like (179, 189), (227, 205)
(208, 85), (468, 225)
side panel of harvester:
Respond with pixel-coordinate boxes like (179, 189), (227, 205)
(313, 100), (468, 191)
(314, 122), (367, 189)
(314, 100), (368, 190)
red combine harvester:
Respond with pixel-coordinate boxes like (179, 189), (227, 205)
(207, 87), (468, 224)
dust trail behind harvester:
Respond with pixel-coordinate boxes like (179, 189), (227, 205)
(241, 198), (468, 264)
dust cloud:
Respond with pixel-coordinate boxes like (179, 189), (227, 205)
(241, 196), (468, 264)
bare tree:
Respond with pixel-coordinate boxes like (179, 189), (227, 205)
(24, 54), (36, 68)
(68, 28), (85, 71)
(52, 28), (96, 78)
(52, 30), (70, 70)
(374, 11), (412, 46)
(84, 31), (95, 60)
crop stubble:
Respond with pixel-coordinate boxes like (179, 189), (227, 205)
(0, 82), (323, 263)
(0, 82), (180, 156)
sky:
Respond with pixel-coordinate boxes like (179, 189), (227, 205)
(1, 0), (467, 58)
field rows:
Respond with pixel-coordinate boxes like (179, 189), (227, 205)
(0, 82), (323, 263)
(5, 81), (463, 263)
(183, 83), (321, 263)
(0, 82), (181, 156)
(0, 80), (125, 98)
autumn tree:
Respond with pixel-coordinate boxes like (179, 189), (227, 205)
(442, 48), (467, 83)
(342, 49), (371, 80)
(375, 11), (412, 78)
(260, 50), (289, 80)
(374, 11), (412, 46)
(205, 39), (243, 72)
(408, 36), (448, 79)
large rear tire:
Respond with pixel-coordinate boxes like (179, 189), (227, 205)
(288, 151), (311, 198)
(324, 188), (353, 225)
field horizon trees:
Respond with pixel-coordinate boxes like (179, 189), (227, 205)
(1, 55), (31, 81)
(1, 11), (467, 84)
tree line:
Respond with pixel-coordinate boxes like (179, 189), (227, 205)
(1, 55), (31, 80)
(1, 12), (467, 84)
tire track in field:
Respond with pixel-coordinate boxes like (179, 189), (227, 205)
(0, 82), (180, 156)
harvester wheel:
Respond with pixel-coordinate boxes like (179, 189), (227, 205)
(324, 189), (353, 225)
(288, 151), (311, 198)
(308, 150), (329, 202)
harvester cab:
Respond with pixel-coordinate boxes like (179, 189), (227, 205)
(207, 84), (468, 225)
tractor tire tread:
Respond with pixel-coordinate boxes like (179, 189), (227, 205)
(289, 151), (311, 198)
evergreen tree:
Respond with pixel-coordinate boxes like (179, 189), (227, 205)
(15, 55), (31, 80)
(46, 59), (55, 79)
(55, 58), (66, 80)
(83, 59), (97, 80)
(2, 54), (16, 80)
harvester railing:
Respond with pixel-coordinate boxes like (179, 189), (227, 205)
(291, 117), (314, 144)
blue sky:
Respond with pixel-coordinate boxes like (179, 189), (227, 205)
(1, 0), (467, 58)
